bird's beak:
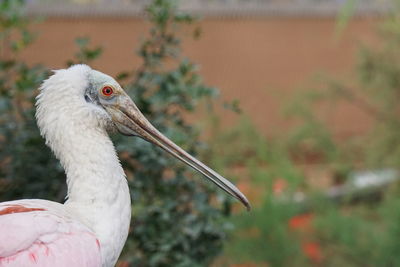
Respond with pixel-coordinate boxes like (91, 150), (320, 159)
(104, 94), (251, 211)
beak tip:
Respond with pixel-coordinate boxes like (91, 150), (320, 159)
(238, 194), (251, 211)
(245, 203), (251, 211)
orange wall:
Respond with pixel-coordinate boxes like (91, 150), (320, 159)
(20, 17), (380, 136)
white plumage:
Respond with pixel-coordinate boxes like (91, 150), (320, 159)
(0, 64), (249, 267)
(36, 65), (131, 266)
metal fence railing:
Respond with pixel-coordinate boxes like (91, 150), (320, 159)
(25, 0), (391, 17)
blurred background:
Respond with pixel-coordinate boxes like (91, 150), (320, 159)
(1, 0), (400, 266)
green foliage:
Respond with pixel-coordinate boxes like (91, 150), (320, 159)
(117, 1), (228, 266)
(208, 118), (308, 266)
(334, 0), (357, 39)
(301, 17), (400, 258)
(227, 198), (306, 266)
(289, 10), (400, 264)
(208, 3), (400, 266)
(66, 36), (103, 66)
(0, 0), (229, 266)
(0, 0), (60, 201)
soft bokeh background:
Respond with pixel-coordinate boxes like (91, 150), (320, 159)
(2, 0), (400, 266)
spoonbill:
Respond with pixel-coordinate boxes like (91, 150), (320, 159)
(0, 65), (250, 267)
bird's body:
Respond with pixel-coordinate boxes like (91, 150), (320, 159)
(0, 65), (249, 267)
(1, 65), (130, 267)
(0, 199), (101, 267)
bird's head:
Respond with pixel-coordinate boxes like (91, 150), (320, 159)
(36, 64), (250, 210)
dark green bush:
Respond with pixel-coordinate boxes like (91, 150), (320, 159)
(118, 1), (230, 266)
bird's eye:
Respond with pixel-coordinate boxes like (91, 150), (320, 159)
(101, 86), (114, 97)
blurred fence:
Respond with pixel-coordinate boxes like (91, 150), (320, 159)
(25, 0), (390, 17)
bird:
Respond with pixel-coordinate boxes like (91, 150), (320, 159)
(0, 64), (250, 267)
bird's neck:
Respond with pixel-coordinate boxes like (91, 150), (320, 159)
(53, 122), (131, 266)
(35, 67), (131, 266)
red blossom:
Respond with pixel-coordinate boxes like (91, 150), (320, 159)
(288, 213), (314, 230)
(273, 178), (287, 195)
(302, 242), (322, 263)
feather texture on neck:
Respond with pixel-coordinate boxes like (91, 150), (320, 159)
(35, 65), (131, 267)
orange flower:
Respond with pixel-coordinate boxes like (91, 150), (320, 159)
(288, 213), (314, 230)
(302, 242), (322, 263)
(273, 178), (287, 196)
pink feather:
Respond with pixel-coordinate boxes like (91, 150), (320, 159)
(0, 201), (101, 267)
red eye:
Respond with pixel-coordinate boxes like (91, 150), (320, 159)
(101, 86), (114, 96)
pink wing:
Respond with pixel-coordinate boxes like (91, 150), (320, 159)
(0, 200), (101, 267)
